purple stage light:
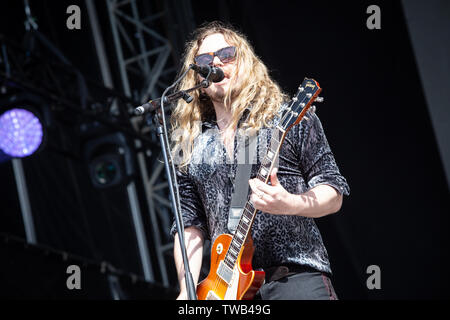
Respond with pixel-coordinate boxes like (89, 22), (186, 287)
(0, 108), (43, 158)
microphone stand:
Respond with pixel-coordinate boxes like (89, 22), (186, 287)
(144, 65), (212, 300)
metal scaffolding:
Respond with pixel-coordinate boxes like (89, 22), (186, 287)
(98, 0), (196, 287)
(1, 0), (196, 290)
(105, 0), (194, 103)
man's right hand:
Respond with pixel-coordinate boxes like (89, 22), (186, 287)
(177, 290), (188, 300)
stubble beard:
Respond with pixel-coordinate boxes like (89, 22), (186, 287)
(208, 84), (240, 106)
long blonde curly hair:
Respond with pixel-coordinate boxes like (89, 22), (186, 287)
(171, 21), (288, 170)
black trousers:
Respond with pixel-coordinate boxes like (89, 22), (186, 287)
(254, 271), (338, 300)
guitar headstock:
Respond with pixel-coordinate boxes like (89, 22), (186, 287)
(278, 78), (323, 131)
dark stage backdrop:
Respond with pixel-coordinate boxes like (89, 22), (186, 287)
(0, 0), (449, 299)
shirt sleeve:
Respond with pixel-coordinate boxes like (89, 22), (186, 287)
(170, 166), (209, 239)
(297, 113), (350, 196)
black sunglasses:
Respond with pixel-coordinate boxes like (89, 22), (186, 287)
(194, 46), (237, 66)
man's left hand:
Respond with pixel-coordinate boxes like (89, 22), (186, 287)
(248, 168), (298, 215)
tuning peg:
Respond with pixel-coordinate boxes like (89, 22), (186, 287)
(315, 96), (324, 103)
(310, 105), (316, 114)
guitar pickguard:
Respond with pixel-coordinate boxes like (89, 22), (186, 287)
(223, 265), (240, 300)
(205, 264), (240, 300)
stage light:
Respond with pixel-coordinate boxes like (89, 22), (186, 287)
(0, 107), (44, 158)
(83, 132), (134, 189)
(90, 154), (122, 187)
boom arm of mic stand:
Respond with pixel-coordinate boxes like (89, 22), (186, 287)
(138, 67), (212, 117)
(150, 82), (209, 124)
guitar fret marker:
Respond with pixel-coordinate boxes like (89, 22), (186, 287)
(260, 168), (267, 177)
(233, 238), (242, 246)
(236, 230), (244, 240)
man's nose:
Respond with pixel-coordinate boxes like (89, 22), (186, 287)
(212, 55), (223, 66)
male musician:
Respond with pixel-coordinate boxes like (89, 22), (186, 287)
(170, 21), (349, 300)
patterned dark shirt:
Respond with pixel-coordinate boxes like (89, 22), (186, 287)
(170, 107), (350, 274)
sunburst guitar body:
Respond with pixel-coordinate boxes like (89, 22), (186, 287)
(197, 234), (265, 300)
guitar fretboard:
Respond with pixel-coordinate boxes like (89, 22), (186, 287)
(222, 127), (285, 270)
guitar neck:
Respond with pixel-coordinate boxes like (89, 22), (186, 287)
(222, 127), (286, 269)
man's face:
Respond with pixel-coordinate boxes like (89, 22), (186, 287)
(196, 33), (240, 103)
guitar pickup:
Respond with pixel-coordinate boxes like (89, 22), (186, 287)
(217, 260), (234, 285)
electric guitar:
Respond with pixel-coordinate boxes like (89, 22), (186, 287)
(196, 78), (323, 300)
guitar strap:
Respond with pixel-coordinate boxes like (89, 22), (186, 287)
(227, 130), (258, 233)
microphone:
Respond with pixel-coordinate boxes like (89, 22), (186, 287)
(191, 64), (225, 83)
(135, 101), (156, 115)
(134, 98), (167, 115)
(134, 102), (155, 115)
